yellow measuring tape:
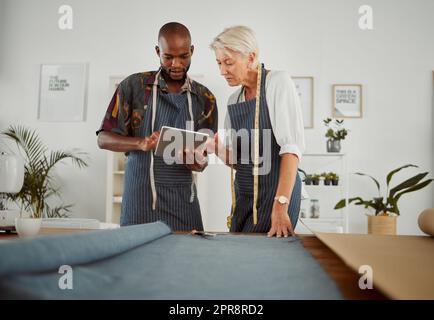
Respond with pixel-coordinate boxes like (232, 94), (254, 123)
(227, 168), (236, 229)
(227, 63), (262, 230)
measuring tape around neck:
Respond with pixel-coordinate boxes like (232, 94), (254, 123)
(227, 63), (262, 229)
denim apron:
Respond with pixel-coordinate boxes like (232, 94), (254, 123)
(227, 64), (301, 232)
(121, 71), (203, 231)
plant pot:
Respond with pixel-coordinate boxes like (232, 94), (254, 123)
(326, 139), (341, 153)
(332, 179), (339, 186)
(312, 180), (320, 186)
(367, 215), (396, 235)
(304, 179), (312, 185)
(15, 217), (42, 238)
(324, 179), (331, 185)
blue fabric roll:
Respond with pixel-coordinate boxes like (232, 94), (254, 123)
(0, 221), (343, 299)
(0, 221), (171, 276)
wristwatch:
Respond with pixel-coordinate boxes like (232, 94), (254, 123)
(274, 195), (290, 205)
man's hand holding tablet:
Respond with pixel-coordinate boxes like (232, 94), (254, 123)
(138, 131), (160, 152)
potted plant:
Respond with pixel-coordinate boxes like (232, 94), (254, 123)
(2, 126), (88, 237)
(334, 164), (433, 235)
(311, 174), (321, 186)
(321, 172), (330, 185)
(329, 172), (339, 186)
(298, 169), (313, 185)
(324, 118), (348, 153)
(322, 172), (332, 185)
(304, 175), (313, 185)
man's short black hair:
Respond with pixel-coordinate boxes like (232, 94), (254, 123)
(158, 22), (191, 42)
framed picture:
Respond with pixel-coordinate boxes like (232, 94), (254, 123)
(38, 63), (88, 122)
(293, 76), (314, 129)
(332, 84), (363, 118)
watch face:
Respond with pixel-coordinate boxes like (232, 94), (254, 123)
(278, 196), (289, 204)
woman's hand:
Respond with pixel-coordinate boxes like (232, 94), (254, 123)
(138, 131), (160, 152)
(267, 202), (296, 238)
(205, 133), (220, 155)
(206, 132), (233, 167)
(185, 148), (208, 172)
(177, 147), (208, 172)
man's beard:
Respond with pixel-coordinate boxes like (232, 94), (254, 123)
(161, 64), (190, 81)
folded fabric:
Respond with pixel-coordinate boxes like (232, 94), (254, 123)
(0, 221), (170, 276)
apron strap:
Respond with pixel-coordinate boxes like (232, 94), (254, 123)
(150, 71), (160, 211)
(227, 167), (236, 229)
(186, 77), (196, 203)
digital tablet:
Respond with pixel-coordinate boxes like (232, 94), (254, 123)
(154, 126), (210, 158)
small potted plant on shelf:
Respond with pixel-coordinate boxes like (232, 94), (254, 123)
(2, 126), (88, 237)
(334, 164), (432, 235)
(322, 172), (332, 185)
(330, 172), (339, 186)
(304, 175), (313, 185)
(298, 169), (312, 185)
(311, 174), (321, 186)
(324, 118), (348, 153)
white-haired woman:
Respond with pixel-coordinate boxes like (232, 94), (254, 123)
(209, 26), (305, 237)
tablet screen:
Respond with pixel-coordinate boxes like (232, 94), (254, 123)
(154, 126), (209, 160)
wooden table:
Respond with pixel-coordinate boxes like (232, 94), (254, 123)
(300, 235), (386, 299)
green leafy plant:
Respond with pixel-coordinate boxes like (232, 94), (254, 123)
(311, 174), (321, 185)
(324, 118), (348, 141)
(328, 172), (339, 180)
(321, 172), (331, 185)
(330, 172), (339, 185)
(2, 125), (89, 218)
(322, 172), (339, 185)
(298, 169), (312, 185)
(335, 164), (432, 215)
(304, 174), (313, 184)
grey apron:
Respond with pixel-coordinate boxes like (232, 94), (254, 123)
(121, 72), (203, 231)
(227, 64), (302, 232)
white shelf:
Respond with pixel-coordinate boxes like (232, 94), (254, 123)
(105, 79), (127, 225)
(297, 218), (344, 234)
(299, 152), (349, 233)
(106, 152), (126, 224)
(301, 217), (344, 222)
(304, 184), (341, 188)
(303, 153), (346, 157)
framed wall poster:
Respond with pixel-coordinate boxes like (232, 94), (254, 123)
(332, 84), (363, 118)
(38, 63), (88, 122)
(292, 76), (314, 129)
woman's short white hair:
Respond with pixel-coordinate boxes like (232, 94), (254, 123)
(210, 26), (259, 64)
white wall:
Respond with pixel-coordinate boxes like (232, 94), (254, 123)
(0, 0), (433, 234)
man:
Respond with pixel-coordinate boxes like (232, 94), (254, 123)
(97, 22), (218, 230)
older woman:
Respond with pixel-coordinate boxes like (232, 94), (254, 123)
(210, 26), (305, 237)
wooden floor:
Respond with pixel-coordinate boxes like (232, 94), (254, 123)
(300, 235), (387, 300)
